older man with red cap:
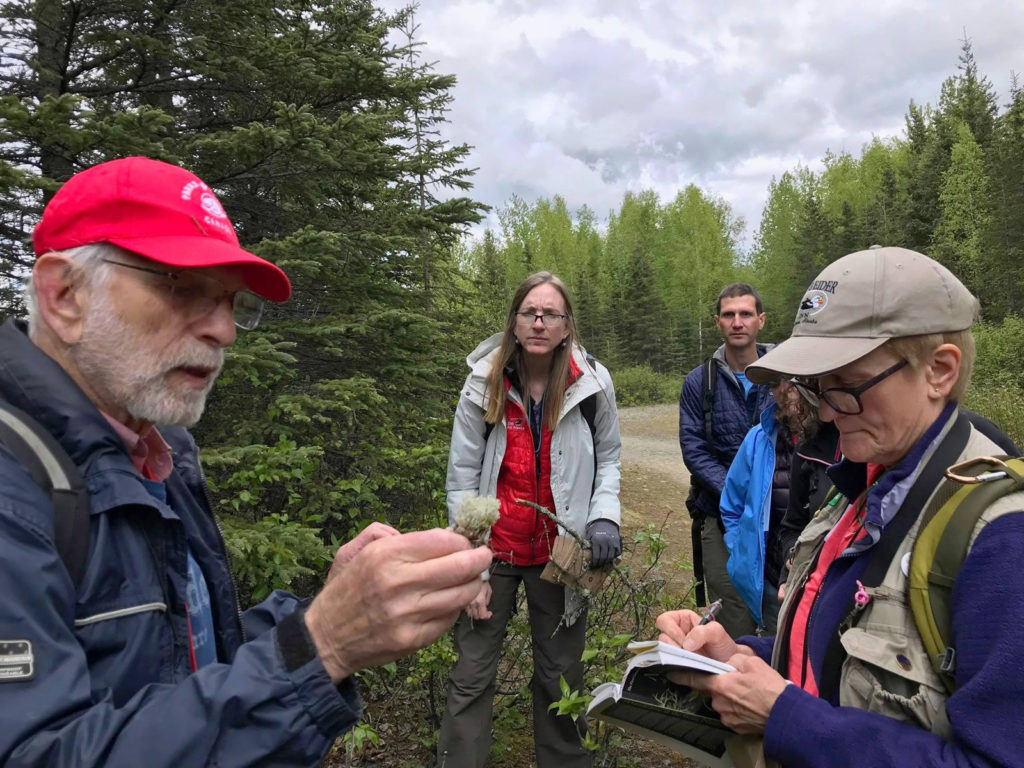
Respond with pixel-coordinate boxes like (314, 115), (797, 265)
(0, 157), (491, 766)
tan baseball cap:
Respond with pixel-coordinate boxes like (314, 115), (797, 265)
(746, 246), (979, 384)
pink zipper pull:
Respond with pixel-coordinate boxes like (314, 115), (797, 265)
(854, 580), (870, 607)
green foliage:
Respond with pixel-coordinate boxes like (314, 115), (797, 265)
(972, 316), (1024, 390)
(341, 523), (684, 766)
(548, 675), (590, 719)
(611, 366), (679, 407)
(465, 187), (744, 374)
(633, 525), (668, 566)
(0, 0), (485, 603)
(341, 722), (382, 757)
(964, 383), (1024, 451)
(966, 316), (1024, 449)
(219, 513), (331, 603)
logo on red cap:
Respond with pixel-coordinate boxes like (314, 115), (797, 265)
(180, 179), (231, 237)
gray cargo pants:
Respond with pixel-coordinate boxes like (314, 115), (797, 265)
(701, 516), (758, 637)
(436, 561), (590, 768)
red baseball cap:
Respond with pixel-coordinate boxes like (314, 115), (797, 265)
(33, 156), (291, 302)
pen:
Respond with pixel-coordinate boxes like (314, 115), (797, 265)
(698, 599), (723, 626)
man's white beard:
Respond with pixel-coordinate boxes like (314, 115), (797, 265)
(70, 290), (224, 427)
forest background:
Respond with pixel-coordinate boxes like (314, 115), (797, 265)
(1, 1), (1023, 765)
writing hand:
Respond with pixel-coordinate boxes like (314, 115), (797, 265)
(656, 609), (752, 663)
(671, 653), (788, 734)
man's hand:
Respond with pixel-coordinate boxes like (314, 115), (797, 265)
(305, 528), (493, 684)
(465, 580), (493, 620)
(655, 609), (755, 663)
(670, 653), (788, 734)
(326, 521), (401, 584)
(587, 519), (621, 567)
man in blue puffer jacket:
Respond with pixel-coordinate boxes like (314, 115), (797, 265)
(679, 284), (774, 637)
(0, 157), (492, 767)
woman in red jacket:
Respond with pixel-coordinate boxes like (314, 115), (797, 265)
(438, 272), (622, 768)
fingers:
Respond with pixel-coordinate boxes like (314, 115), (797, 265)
(465, 582), (492, 620)
(702, 655), (788, 734)
(309, 530), (493, 683)
(372, 527), (476, 562)
(668, 669), (716, 692)
(655, 609), (701, 646)
(682, 623), (731, 652)
(359, 521), (401, 542)
(328, 522), (403, 582)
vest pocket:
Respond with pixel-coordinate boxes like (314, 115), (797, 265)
(839, 626), (950, 737)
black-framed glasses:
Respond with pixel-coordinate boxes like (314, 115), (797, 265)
(514, 312), (568, 327)
(101, 259), (264, 331)
(792, 359), (909, 415)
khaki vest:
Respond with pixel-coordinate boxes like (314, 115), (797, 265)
(771, 423), (1024, 737)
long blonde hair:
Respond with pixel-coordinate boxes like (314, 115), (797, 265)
(484, 272), (578, 431)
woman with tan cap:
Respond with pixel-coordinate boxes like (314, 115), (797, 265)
(655, 246), (1024, 766)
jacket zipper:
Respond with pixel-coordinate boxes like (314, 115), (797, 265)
(196, 451), (247, 644)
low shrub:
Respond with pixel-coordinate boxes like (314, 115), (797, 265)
(612, 365), (679, 407)
(963, 383), (1024, 450)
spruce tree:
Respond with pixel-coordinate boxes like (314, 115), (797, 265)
(0, 0), (485, 598)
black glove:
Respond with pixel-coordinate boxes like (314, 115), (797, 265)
(586, 520), (621, 567)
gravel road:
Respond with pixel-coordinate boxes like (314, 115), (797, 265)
(617, 403), (696, 597)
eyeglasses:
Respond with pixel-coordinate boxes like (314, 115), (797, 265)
(101, 259), (264, 330)
(514, 312), (568, 327)
(791, 359), (909, 415)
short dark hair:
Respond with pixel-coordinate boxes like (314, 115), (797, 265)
(716, 283), (763, 315)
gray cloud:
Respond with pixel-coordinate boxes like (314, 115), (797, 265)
(378, 0), (1024, 246)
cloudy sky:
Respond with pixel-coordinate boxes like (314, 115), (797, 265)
(378, 0), (1023, 248)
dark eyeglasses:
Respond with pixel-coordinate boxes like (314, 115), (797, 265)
(514, 312), (568, 327)
(102, 259), (264, 330)
(791, 359), (909, 415)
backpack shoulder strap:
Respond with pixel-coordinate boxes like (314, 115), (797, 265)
(909, 454), (1024, 693)
(702, 357), (716, 444)
(817, 413), (971, 701)
(580, 392), (597, 442)
(0, 400), (90, 588)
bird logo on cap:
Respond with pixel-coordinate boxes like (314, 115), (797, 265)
(799, 292), (828, 314)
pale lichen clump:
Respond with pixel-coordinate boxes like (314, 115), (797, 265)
(452, 495), (501, 548)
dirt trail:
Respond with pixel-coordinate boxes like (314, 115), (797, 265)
(617, 403), (695, 596)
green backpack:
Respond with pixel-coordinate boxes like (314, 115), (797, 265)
(908, 455), (1024, 693)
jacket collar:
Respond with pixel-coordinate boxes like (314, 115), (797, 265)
(712, 342), (775, 385)
(826, 402), (958, 550)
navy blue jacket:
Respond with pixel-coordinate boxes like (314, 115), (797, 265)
(679, 343), (775, 518)
(0, 320), (359, 766)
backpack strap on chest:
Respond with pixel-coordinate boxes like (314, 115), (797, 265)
(816, 413), (971, 701)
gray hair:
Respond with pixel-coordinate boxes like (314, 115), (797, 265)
(25, 243), (120, 338)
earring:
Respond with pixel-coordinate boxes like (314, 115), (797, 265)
(560, 340), (567, 349)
